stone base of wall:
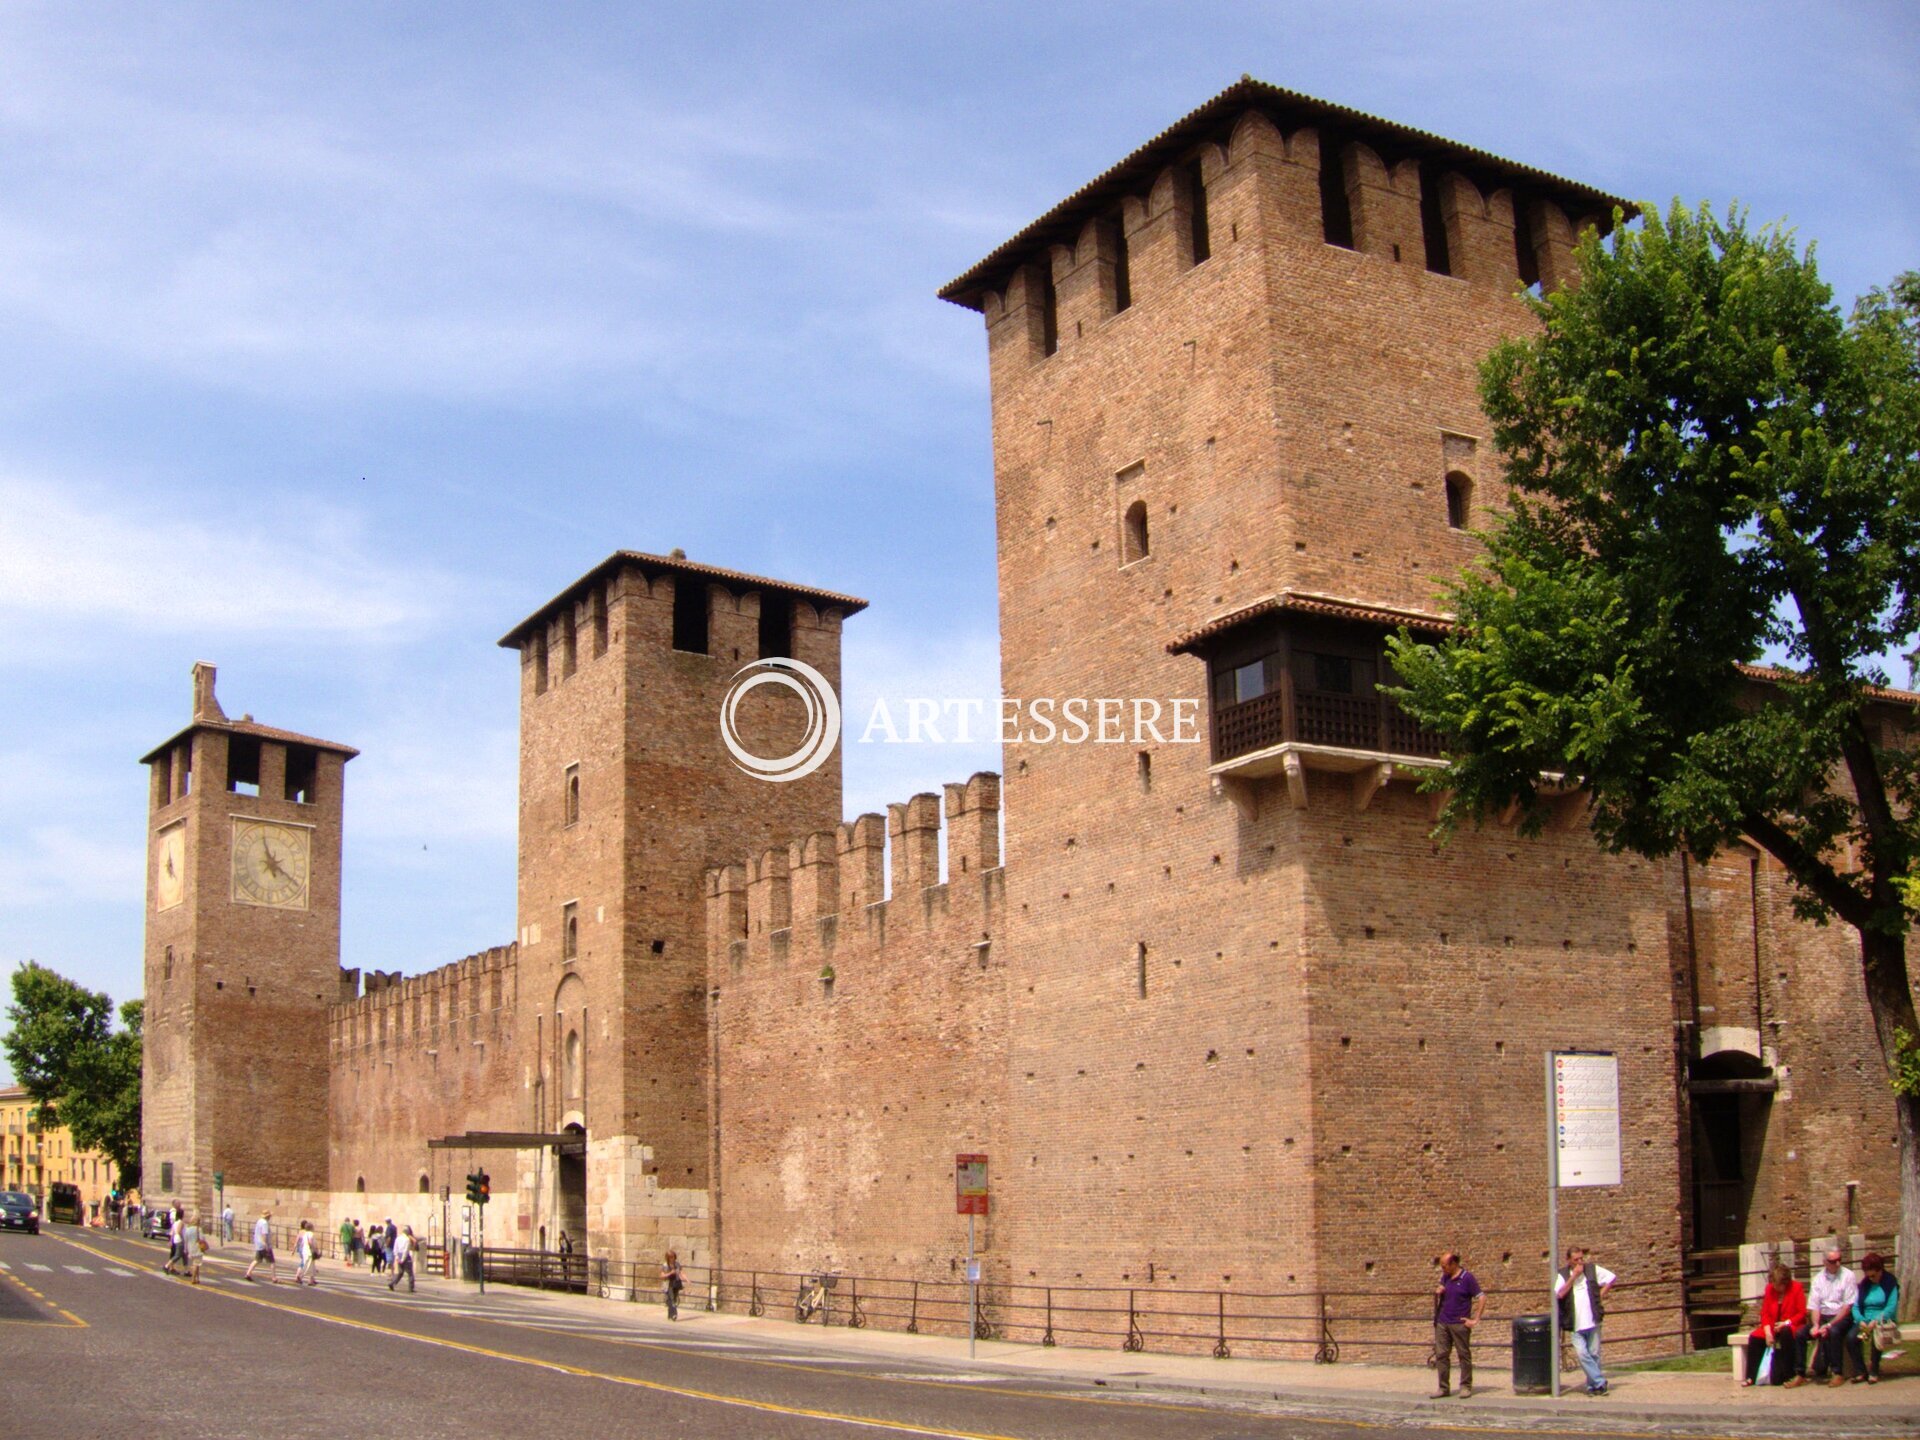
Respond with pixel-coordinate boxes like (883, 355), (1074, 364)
(586, 1134), (710, 1287)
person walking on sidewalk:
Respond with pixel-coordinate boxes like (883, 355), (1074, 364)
(387, 1225), (416, 1293)
(1554, 1246), (1616, 1395)
(661, 1249), (684, 1320)
(339, 1216), (356, 1267)
(1807, 1248), (1859, 1384)
(163, 1206), (185, 1275)
(294, 1220), (320, 1287)
(222, 1203), (234, 1244)
(1431, 1251), (1485, 1398)
(244, 1211), (278, 1284)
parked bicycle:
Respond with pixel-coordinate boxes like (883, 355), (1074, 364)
(795, 1270), (838, 1323)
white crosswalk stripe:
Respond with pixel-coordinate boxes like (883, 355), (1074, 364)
(0, 1260), (10, 1269)
(24, 1262), (52, 1271)
(107, 1267), (136, 1276)
(64, 1265), (93, 1274)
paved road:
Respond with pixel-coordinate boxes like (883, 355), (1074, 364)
(0, 1227), (1771, 1439)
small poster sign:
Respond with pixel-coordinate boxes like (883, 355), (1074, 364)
(1552, 1052), (1622, 1188)
(955, 1153), (989, 1215)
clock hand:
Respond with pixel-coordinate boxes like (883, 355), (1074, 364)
(261, 842), (283, 879)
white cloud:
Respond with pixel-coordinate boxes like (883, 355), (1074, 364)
(0, 471), (452, 646)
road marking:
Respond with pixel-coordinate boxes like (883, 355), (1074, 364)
(46, 1233), (1694, 1440)
(63, 1265), (93, 1274)
(106, 1267), (136, 1277)
(24, 1263), (52, 1272)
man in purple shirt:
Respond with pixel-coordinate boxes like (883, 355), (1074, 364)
(1432, 1251), (1486, 1398)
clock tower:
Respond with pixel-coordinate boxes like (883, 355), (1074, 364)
(140, 662), (355, 1216)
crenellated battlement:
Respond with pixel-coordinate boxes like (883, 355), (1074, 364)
(328, 942), (518, 1056)
(943, 79), (1624, 362)
(705, 771), (1004, 979)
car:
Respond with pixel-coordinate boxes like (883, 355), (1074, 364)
(0, 1191), (40, 1234)
(143, 1206), (175, 1241)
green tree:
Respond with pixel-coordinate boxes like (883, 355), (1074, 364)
(1388, 207), (1920, 1316)
(2, 963), (142, 1192)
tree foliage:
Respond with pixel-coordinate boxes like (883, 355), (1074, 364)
(1388, 205), (1920, 1310)
(2, 963), (143, 1189)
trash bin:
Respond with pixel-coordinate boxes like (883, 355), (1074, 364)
(1511, 1313), (1553, 1394)
(461, 1247), (480, 1282)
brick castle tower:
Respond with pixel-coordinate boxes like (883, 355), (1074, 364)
(493, 552), (863, 1263)
(938, 79), (1680, 1294)
(140, 662), (355, 1216)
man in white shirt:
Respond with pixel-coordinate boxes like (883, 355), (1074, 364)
(1555, 1246), (1617, 1395)
(386, 1224), (416, 1293)
(1807, 1249), (1859, 1384)
(244, 1211), (277, 1283)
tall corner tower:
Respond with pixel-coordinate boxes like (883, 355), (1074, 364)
(497, 552), (864, 1264)
(140, 662), (355, 1215)
(937, 79), (1667, 1293)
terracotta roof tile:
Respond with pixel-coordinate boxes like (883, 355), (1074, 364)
(1168, 591), (1455, 655)
(140, 717), (358, 766)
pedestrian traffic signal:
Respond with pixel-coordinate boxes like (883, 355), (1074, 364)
(478, 1172), (490, 1205)
(464, 1171), (482, 1205)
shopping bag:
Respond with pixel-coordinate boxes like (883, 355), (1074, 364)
(1754, 1346), (1774, 1385)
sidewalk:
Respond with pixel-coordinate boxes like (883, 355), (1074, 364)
(219, 1242), (1920, 1437)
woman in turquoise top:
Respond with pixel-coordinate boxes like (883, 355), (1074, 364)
(1846, 1251), (1900, 1383)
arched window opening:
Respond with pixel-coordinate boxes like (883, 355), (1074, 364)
(564, 766), (580, 827)
(1184, 157), (1210, 265)
(418, 1173), (430, 1194)
(1445, 472), (1472, 530)
(564, 1029), (582, 1100)
(355, 1176), (366, 1194)
(563, 905), (579, 961)
(1038, 263), (1059, 357)
(1122, 500), (1150, 564)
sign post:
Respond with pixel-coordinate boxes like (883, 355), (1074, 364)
(1546, 1051), (1621, 1399)
(956, 1154), (989, 1358)
(213, 1171), (224, 1242)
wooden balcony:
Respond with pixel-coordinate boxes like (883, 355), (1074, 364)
(1208, 686), (1446, 817)
(1211, 687), (1444, 766)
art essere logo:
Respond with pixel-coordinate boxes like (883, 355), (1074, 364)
(719, 657), (842, 783)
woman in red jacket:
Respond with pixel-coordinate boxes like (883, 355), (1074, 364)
(1743, 1261), (1810, 1387)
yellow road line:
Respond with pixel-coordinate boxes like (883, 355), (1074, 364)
(45, 1233), (1782, 1440)
(0, 1265), (86, 1327)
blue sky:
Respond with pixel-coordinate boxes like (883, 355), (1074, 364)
(2, 1), (1916, 1068)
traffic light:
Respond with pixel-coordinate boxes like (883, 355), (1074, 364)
(477, 1172), (490, 1206)
(464, 1172), (482, 1205)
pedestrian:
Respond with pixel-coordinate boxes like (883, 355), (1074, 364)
(183, 1212), (205, 1285)
(339, 1216), (356, 1268)
(1431, 1250), (1485, 1399)
(1807, 1247), (1859, 1385)
(295, 1220), (319, 1287)
(385, 1216), (398, 1263)
(1846, 1252), (1901, 1384)
(557, 1229), (573, 1257)
(164, 1206), (185, 1275)
(353, 1219), (367, 1267)
(370, 1225), (386, 1273)
(387, 1225), (416, 1293)
(661, 1249), (684, 1320)
(1554, 1246), (1616, 1395)
(1743, 1261), (1809, 1387)
(244, 1210), (278, 1284)
(222, 1203), (234, 1244)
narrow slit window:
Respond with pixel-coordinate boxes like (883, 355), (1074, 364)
(1185, 158), (1210, 265)
(591, 587), (609, 656)
(758, 593), (793, 659)
(226, 735), (261, 796)
(1418, 165), (1451, 275)
(1445, 471), (1473, 529)
(531, 633), (549, 694)
(671, 580), (709, 654)
(1112, 215), (1132, 313)
(284, 745), (317, 804)
(563, 764), (580, 827)
(562, 902), (579, 961)
(1319, 141), (1355, 248)
(1136, 941), (1148, 998)
(1039, 264), (1059, 357)
(153, 751), (173, 808)
(1513, 198), (1540, 289)
(560, 606), (578, 678)
(1122, 499), (1150, 564)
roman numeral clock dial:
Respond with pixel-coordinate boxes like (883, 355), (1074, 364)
(230, 818), (311, 910)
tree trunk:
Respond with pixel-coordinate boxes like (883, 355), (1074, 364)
(1858, 926), (1920, 1321)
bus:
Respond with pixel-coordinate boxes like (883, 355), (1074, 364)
(46, 1181), (83, 1225)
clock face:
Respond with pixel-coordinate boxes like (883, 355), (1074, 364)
(230, 819), (311, 910)
(155, 824), (186, 911)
